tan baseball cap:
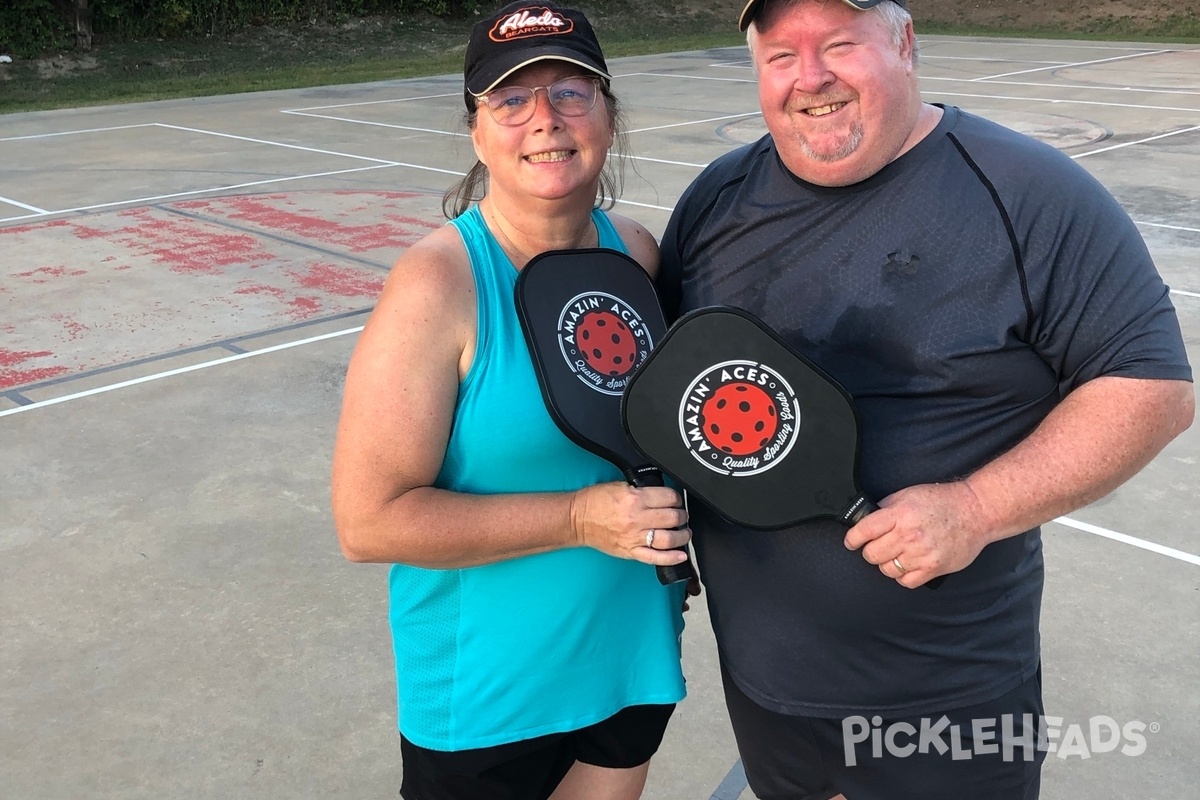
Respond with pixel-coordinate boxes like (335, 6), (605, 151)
(739, 0), (907, 32)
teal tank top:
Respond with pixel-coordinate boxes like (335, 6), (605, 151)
(388, 206), (686, 751)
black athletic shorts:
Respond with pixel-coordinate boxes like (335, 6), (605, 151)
(399, 703), (676, 800)
(722, 664), (1046, 800)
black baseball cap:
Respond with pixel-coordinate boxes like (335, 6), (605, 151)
(739, 0), (908, 32)
(464, 2), (611, 109)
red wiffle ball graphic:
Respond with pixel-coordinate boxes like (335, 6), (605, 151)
(700, 382), (779, 456)
(577, 310), (638, 377)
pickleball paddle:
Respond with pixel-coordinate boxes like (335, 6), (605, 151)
(622, 306), (943, 588)
(515, 247), (697, 586)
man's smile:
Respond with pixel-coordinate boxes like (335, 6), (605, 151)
(804, 101), (848, 117)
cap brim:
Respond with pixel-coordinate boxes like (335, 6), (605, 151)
(467, 49), (611, 98)
(740, 0), (900, 31)
(738, 0), (762, 31)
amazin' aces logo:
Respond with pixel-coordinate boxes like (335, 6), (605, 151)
(557, 292), (653, 395)
(680, 361), (800, 476)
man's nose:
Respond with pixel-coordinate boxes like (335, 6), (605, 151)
(795, 56), (835, 95)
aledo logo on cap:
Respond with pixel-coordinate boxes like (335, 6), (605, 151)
(491, 7), (574, 41)
(679, 360), (800, 476)
(556, 292), (653, 395)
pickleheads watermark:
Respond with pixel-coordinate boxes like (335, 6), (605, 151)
(841, 714), (1159, 766)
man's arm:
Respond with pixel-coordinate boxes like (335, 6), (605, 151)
(845, 376), (1195, 587)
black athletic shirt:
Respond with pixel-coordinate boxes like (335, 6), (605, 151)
(658, 105), (1192, 717)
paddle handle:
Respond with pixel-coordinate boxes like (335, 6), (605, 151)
(841, 495), (877, 527)
(627, 466), (698, 586)
(841, 496), (945, 590)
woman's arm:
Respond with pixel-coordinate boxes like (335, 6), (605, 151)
(331, 227), (690, 569)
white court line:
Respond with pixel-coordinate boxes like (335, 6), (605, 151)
(4, 55), (1195, 576)
(924, 56), (1072, 64)
(921, 89), (1200, 114)
(688, 41), (1171, 74)
(1137, 220), (1200, 234)
(0, 195), (48, 214)
(0, 164), (398, 223)
(0, 121), (408, 222)
(1054, 517), (1200, 567)
(283, 73), (757, 138)
(635, 72), (1200, 108)
(919, 39), (1173, 52)
(629, 154), (710, 168)
(2, 326), (1195, 571)
(972, 50), (1166, 81)
(1070, 125), (1200, 159)
(923, 75), (1200, 99)
(282, 91), (458, 113)
(629, 112), (760, 134)
(613, 197), (672, 212)
(0, 122), (159, 142)
(0, 327), (364, 419)
(160, 120), (480, 178)
(153, 123), (399, 163)
(282, 110), (469, 137)
(624, 71), (754, 84)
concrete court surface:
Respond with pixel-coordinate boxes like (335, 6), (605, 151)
(2, 35), (1199, 800)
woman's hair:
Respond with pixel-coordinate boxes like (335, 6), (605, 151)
(441, 81), (629, 220)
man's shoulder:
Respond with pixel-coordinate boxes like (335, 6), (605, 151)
(943, 106), (1083, 176)
(943, 106), (1127, 224)
(685, 136), (776, 200)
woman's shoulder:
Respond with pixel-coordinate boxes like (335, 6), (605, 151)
(389, 223), (471, 288)
(373, 223), (474, 323)
(605, 212), (661, 277)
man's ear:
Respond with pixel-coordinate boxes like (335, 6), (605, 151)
(900, 20), (916, 71)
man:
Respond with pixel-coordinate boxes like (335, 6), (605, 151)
(656, 1), (1195, 798)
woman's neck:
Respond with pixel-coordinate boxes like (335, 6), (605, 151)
(480, 194), (598, 269)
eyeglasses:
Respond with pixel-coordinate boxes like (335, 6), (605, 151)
(477, 76), (602, 127)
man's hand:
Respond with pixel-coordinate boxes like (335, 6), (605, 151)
(843, 481), (992, 588)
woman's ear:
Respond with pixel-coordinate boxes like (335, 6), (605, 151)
(470, 125), (487, 167)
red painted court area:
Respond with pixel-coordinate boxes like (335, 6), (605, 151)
(0, 190), (439, 391)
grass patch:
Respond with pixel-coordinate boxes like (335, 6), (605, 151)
(0, 9), (743, 115)
(1, 3), (1195, 115)
(919, 20), (1200, 44)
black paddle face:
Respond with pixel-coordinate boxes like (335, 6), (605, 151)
(623, 307), (867, 530)
(516, 248), (696, 586)
(515, 248), (666, 473)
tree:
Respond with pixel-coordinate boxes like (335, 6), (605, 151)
(73, 0), (91, 50)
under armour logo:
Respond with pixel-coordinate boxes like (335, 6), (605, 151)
(883, 250), (920, 276)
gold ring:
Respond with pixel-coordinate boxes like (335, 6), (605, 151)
(892, 557), (907, 575)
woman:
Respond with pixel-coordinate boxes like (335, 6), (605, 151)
(330, 4), (692, 799)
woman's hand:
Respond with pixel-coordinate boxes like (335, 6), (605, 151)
(569, 482), (691, 567)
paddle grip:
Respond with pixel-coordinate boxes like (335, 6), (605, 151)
(627, 466), (698, 586)
(843, 497), (944, 590)
(842, 496), (878, 527)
